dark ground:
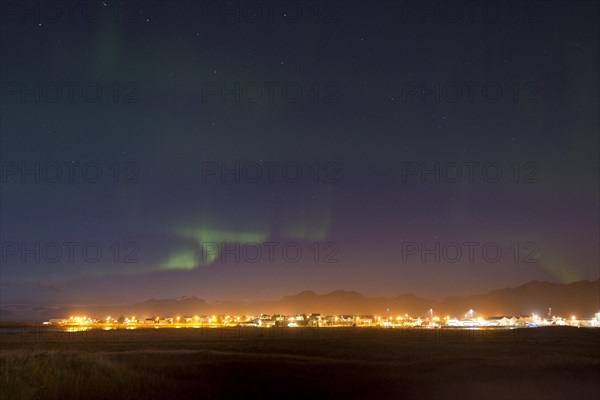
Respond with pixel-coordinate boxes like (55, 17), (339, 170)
(1, 326), (599, 399)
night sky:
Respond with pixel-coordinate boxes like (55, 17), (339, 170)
(1, 1), (598, 306)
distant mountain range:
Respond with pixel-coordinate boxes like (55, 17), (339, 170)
(1, 279), (599, 321)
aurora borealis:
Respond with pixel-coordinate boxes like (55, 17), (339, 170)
(0, 1), (598, 306)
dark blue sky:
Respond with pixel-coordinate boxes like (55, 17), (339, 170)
(1, 1), (598, 305)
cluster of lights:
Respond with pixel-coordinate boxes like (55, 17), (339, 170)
(43, 310), (598, 330)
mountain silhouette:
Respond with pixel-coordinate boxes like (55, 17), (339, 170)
(3, 279), (598, 321)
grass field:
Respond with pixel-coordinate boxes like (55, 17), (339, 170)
(1, 326), (599, 399)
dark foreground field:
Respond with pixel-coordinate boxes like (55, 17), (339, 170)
(1, 326), (599, 399)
